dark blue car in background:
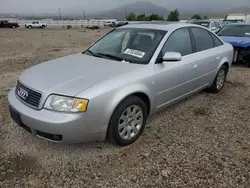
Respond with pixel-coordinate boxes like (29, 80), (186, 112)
(218, 23), (250, 67)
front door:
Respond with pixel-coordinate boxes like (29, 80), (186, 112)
(155, 27), (197, 108)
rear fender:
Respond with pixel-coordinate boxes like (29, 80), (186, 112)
(217, 56), (230, 72)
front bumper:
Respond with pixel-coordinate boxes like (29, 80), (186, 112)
(8, 88), (107, 143)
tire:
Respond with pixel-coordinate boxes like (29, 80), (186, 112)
(12, 25), (16, 29)
(28, 26), (32, 29)
(107, 96), (148, 146)
(207, 65), (228, 93)
(42, 25), (45, 28)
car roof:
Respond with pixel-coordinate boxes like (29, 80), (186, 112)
(193, 20), (211, 22)
(118, 22), (203, 31)
(225, 22), (250, 26)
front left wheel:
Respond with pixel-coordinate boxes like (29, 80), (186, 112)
(107, 96), (148, 146)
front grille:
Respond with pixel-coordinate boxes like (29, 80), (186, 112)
(15, 81), (42, 108)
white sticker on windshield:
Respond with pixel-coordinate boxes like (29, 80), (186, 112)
(124, 49), (145, 58)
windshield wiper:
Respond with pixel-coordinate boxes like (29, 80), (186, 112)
(85, 51), (131, 63)
(97, 53), (124, 62)
(84, 49), (101, 57)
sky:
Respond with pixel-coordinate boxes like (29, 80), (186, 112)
(1, 0), (249, 14)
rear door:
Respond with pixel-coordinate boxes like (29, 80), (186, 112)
(189, 27), (221, 87)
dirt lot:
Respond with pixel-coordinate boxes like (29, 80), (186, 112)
(0, 28), (250, 188)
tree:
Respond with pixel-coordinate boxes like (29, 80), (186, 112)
(137, 14), (148, 21)
(204, 15), (209, 20)
(126, 12), (137, 21)
(167, 9), (180, 21)
(148, 14), (164, 21)
(192, 14), (202, 20)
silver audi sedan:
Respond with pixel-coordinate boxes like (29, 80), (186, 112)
(8, 23), (234, 146)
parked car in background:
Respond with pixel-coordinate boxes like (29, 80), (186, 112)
(8, 23), (233, 146)
(0, 20), (19, 28)
(25, 21), (47, 29)
(192, 20), (222, 33)
(115, 21), (129, 27)
(218, 23), (250, 67)
(86, 25), (100, 30)
(226, 13), (250, 22)
(104, 20), (117, 27)
(221, 19), (244, 26)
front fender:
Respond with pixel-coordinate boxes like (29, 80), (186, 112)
(78, 80), (155, 133)
(106, 82), (154, 118)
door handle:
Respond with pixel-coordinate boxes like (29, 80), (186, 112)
(192, 62), (198, 68)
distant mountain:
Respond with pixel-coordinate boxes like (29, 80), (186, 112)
(87, 1), (170, 20)
(112, 1), (169, 16)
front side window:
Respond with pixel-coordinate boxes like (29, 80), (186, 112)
(217, 24), (250, 37)
(191, 27), (214, 52)
(161, 28), (193, 56)
(87, 28), (166, 64)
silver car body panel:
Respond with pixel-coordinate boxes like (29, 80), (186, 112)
(8, 23), (234, 143)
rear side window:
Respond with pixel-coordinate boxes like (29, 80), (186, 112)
(215, 21), (221, 29)
(211, 34), (223, 47)
(211, 22), (215, 28)
(191, 28), (214, 52)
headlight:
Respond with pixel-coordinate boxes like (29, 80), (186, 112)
(44, 95), (89, 113)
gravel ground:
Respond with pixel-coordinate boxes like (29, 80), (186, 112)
(0, 28), (250, 188)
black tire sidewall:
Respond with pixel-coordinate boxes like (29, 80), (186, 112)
(213, 65), (228, 93)
(108, 96), (148, 146)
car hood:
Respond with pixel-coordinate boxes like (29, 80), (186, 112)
(19, 53), (143, 97)
(220, 36), (250, 48)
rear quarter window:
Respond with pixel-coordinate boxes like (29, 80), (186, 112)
(211, 34), (223, 47)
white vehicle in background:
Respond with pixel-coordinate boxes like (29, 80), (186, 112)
(226, 13), (250, 22)
(104, 19), (117, 27)
(25, 21), (47, 29)
(191, 20), (222, 33)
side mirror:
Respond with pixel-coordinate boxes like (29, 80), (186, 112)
(162, 52), (182, 62)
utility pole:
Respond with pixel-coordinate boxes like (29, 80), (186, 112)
(33, 12), (34, 21)
(82, 11), (85, 20)
(58, 8), (62, 20)
(124, 6), (127, 20)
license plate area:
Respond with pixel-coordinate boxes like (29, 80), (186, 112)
(9, 106), (32, 133)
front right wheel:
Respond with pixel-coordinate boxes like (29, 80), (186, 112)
(107, 96), (148, 146)
(207, 65), (228, 93)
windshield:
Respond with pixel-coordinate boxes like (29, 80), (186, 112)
(217, 25), (250, 37)
(193, 22), (210, 28)
(86, 28), (166, 64)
